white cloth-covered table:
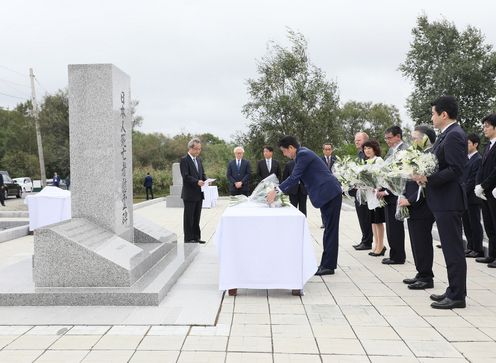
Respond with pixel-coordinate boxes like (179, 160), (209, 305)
(202, 186), (219, 208)
(215, 203), (317, 291)
(24, 186), (71, 231)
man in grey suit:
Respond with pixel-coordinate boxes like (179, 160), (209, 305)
(376, 126), (408, 264)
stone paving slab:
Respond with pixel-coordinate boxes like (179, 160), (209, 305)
(1, 198), (496, 361)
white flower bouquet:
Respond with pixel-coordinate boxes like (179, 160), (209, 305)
(332, 156), (361, 198)
(230, 174), (290, 208)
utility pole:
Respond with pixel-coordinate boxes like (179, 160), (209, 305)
(29, 68), (46, 187)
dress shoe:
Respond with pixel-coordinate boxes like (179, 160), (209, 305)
(431, 297), (466, 309)
(369, 247), (387, 256)
(197, 240), (206, 244)
(488, 261), (496, 268)
(381, 258), (404, 265)
(466, 250), (484, 258)
(430, 293), (447, 302)
(464, 249), (472, 254)
(185, 240), (198, 243)
(315, 267), (335, 276)
(476, 257), (495, 264)
(403, 277), (418, 285)
(354, 243), (372, 251)
(408, 280), (434, 290)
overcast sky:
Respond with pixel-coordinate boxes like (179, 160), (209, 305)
(1, 0), (495, 141)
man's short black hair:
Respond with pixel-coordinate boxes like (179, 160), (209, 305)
(263, 145), (274, 152)
(414, 125), (436, 144)
(467, 133), (480, 147)
(385, 125), (403, 138)
(482, 113), (496, 128)
(278, 136), (300, 149)
(431, 95), (459, 120)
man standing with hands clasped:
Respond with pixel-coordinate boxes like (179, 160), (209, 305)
(267, 136), (342, 276)
(180, 138), (207, 244)
(413, 95), (467, 309)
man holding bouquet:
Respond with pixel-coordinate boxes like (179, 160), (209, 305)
(413, 95), (467, 309)
(266, 136), (342, 276)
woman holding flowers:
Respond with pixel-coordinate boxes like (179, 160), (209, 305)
(362, 140), (386, 257)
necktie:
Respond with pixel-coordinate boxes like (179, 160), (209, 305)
(193, 157), (199, 172)
(266, 159), (271, 171)
(326, 157), (330, 167)
(237, 160), (240, 171)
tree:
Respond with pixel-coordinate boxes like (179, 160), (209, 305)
(130, 100), (144, 129)
(339, 101), (402, 144)
(400, 15), (496, 132)
(241, 29), (341, 154)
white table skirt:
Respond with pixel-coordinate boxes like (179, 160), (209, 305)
(202, 186), (219, 208)
(25, 187), (71, 231)
(215, 203), (317, 291)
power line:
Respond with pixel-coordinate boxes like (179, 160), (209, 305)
(0, 77), (29, 88)
(0, 64), (27, 78)
(0, 79), (31, 99)
(0, 91), (27, 100)
(35, 78), (49, 95)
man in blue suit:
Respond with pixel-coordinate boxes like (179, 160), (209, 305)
(414, 95), (467, 309)
(227, 146), (251, 196)
(267, 136), (342, 276)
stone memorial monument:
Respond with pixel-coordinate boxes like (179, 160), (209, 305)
(0, 64), (198, 306)
(165, 163), (184, 207)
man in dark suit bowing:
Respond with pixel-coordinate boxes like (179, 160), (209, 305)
(413, 95), (467, 309)
(282, 159), (307, 216)
(267, 136), (342, 276)
(376, 126), (408, 265)
(475, 114), (496, 267)
(256, 145), (281, 182)
(462, 133), (484, 258)
(227, 146), (251, 196)
(180, 138), (207, 244)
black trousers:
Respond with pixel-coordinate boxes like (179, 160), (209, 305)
(407, 217), (435, 281)
(481, 197), (496, 257)
(354, 199), (373, 246)
(462, 203), (483, 253)
(145, 186), (154, 200)
(230, 189), (249, 197)
(384, 195), (406, 262)
(183, 200), (202, 242)
(320, 194), (342, 269)
(289, 193), (307, 216)
(0, 186), (4, 205)
(434, 210), (467, 300)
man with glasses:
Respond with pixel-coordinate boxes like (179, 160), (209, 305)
(180, 138), (207, 244)
(376, 126), (408, 264)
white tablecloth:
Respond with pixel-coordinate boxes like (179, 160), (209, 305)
(215, 203), (317, 291)
(24, 186), (71, 231)
(202, 186), (219, 208)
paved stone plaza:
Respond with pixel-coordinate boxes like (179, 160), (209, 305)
(1, 198), (496, 362)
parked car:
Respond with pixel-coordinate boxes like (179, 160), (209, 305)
(13, 177), (33, 192)
(0, 171), (22, 199)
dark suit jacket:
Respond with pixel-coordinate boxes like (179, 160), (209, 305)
(279, 147), (341, 208)
(143, 175), (153, 188)
(426, 123), (467, 212)
(477, 142), (496, 194)
(282, 160), (307, 196)
(227, 159), (251, 193)
(321, 155), (336, 173)
(256, 159), (281, 181)
(180, 155), (206, 201)
(463, 152), (482, 205)
(405, 181), (433, 220)
(0, 173), (3, 187)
